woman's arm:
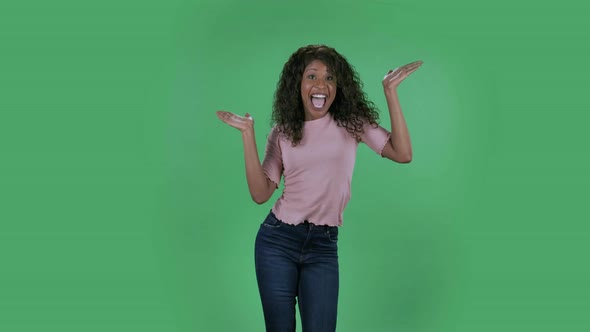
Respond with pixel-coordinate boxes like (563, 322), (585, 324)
(216, 111), (276, 204)
(381, 61), (423, 163)
(381, 89), (412, 163)
(241, 128), (276, 204)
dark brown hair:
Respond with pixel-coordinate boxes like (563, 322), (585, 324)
(272, 44), (380, 145)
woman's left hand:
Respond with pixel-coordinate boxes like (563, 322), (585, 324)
(382, 60), (423, 93)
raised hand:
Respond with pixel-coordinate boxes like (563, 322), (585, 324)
(382, 60), (423, 92)
(216, 111), (254, 133)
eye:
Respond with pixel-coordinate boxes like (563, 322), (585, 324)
(327, 76), (334, 81)
(307, 74), (316, 79)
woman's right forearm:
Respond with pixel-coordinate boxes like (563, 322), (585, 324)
(241, 128), (274, 204)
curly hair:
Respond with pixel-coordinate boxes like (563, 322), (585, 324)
(272, 44), (381, 146)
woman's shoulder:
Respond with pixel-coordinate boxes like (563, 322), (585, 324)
(268, 125), (281, 137)
(267, 125), (286, 145)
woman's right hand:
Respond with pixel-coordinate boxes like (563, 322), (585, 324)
(216, 111), (254, 133)
(216, 110), (275, 203)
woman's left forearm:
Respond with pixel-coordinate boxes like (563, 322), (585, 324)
(384, 89), (412, 161)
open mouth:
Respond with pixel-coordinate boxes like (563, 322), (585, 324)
(311, 94), (327, 109)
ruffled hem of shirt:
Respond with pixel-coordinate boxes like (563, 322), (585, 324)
(263, 171), (280, 189)
(272, 209), (342, 227)
(378, 132), (392, 157)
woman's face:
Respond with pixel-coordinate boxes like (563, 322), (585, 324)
(300, 60), (337, 121)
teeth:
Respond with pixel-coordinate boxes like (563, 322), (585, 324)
(312, 94), (327, 98)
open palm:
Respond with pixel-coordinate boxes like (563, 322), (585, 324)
(383, 60), (423, 91)
(216, 111), (254, 132)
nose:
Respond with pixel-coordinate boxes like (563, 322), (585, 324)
(314, 78), (327, 88)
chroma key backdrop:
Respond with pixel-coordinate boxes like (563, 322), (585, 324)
(1, 0), (589, 331)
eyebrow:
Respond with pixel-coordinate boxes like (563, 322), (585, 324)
(304, 68), (334, 74)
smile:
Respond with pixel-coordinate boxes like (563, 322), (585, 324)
(311, 94), (327, 108)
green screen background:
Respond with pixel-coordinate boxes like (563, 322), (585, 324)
(1, 0), (589, 331)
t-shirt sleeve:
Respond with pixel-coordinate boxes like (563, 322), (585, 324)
(361, 121), (391, 157)
(261, 126), (283, 188)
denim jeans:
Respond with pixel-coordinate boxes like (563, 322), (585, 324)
(255, 210), (339, 332)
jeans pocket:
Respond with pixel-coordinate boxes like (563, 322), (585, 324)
(327, 227), (338, 243)
(261, 213), (282, 228)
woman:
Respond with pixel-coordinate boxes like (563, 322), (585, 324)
(216, 45), (422, 332)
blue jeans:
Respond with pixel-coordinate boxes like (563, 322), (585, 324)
(255, 210), (339, 332)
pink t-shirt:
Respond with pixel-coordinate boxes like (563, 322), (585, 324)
(262, 113), (391, 226)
